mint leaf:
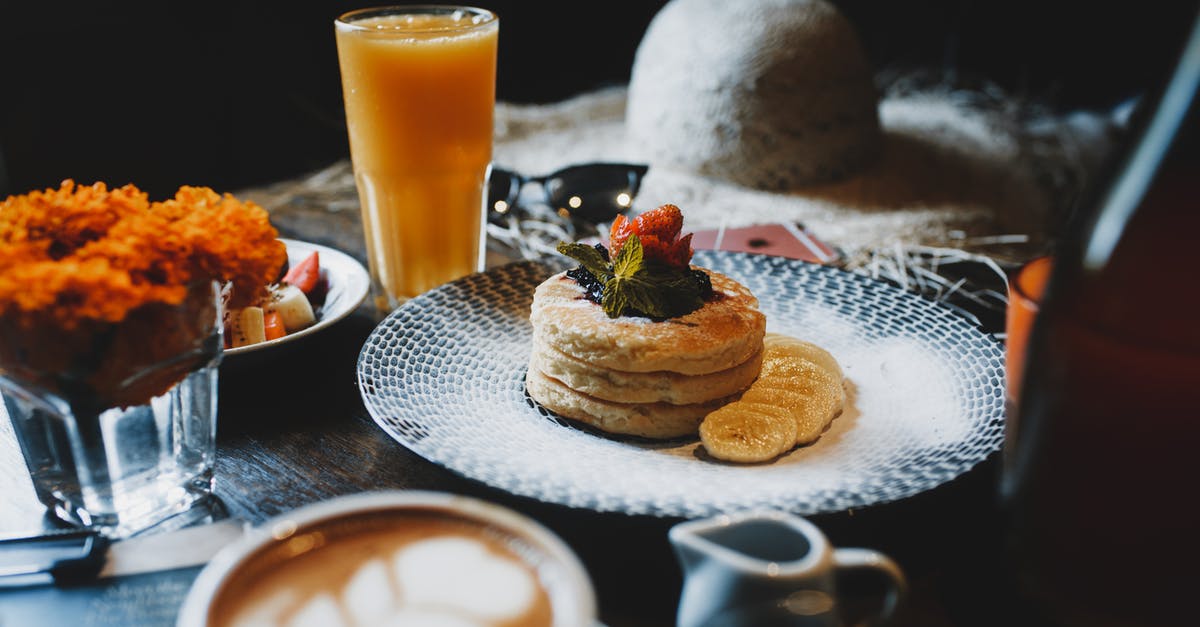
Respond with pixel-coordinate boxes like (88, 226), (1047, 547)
(560, 235), (705, 319)
(604, 235), (646, 318)
(619, 278), (670, 318)
(610, 233), (644, 281)
(623, 264), (703, 319)
(556, 242), (611, 280)
(601, 235), (704, 319)
(602, 278), (630, 318)
(643, 264), (705, 314)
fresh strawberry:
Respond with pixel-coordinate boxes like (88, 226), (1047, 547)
(634, 204), (683, 241)
(562, 203), (704, 319)
(637, 234), (671, 264)
(610, 205), (694, 268)
(609, 214), (635, 254)
(639, 232), (693, 269)
(671, 233), (694, 268)
(283, 251), (320, 294)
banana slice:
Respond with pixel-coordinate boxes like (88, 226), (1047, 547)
(763, 333), (843, 380)
(699, 333), (846, 461)
(265, 284), (316, 331)
(741, 354), (844, 445)
(699, 401), (798, 463)
(230, 306), (267, 348)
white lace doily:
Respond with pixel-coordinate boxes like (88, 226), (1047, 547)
(357, 252), (1005, 518)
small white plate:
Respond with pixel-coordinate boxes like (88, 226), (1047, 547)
(224, 238), (370, 357)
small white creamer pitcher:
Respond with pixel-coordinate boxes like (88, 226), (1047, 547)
(669, 510), (907, 627)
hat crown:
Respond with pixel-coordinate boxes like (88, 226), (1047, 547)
(627, 0), (881, 190)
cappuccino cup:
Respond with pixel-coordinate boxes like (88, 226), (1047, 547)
(177, 491), (596, 627)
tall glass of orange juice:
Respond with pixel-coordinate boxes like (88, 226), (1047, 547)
(335, 6), (498, 314)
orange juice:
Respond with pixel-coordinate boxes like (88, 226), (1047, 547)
(1004, 255), (1052, 406)
(335, 7), (498, 311)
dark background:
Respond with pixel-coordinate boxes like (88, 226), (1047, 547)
(1, 0), (1195, 200)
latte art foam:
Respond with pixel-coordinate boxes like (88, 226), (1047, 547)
(211, 511), (554, 627)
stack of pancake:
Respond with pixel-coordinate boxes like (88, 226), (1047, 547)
(525, 268), (766, 439)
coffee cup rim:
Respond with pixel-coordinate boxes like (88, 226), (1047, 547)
(176, 490), (598, 627)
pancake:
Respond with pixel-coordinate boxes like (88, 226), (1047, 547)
(529, 335), (762, 405)
(524, 368), (736, 440)
(528, 269), (765, 375)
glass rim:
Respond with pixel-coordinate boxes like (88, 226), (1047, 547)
(335, 5), (497, 33)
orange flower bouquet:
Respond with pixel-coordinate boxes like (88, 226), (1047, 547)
(0, 180), (286, 409)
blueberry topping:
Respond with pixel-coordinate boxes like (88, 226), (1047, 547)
(691, 268), (713, 297)
(566, 266), (605, 303)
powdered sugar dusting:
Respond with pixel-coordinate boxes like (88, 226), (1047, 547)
(841, 337), (968, 448)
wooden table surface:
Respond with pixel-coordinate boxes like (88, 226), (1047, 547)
(0, 172), (1035, 627)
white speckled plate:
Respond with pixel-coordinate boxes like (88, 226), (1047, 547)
(357, 251), (1005, 518)
(224, 239), (369, 357)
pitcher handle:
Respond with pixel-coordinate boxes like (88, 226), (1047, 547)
(832, 548), (907, 625)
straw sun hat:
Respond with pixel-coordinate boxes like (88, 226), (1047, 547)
(490, 0), (1125, 266)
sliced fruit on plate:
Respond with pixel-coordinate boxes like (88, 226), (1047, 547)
(700, 401), (799, 463)
(700, 333), (846, 461)
(231, 306), (267, 348)
(762, 333), (843, 381)
(263, 310), (287, 341)
(266, 283), (317, 331)
(751, 334), (845, 444)
(283, 251), (321, 294)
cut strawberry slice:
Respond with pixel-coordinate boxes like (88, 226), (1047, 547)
(670, 232), (694, 268)
(282, 251), (320, 294)
(609, 214), (635, 254)
(635, 204), (683, 241)
(639, 233), (693, 269)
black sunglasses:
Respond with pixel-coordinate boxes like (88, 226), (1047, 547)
(488, 162), (649, 225)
